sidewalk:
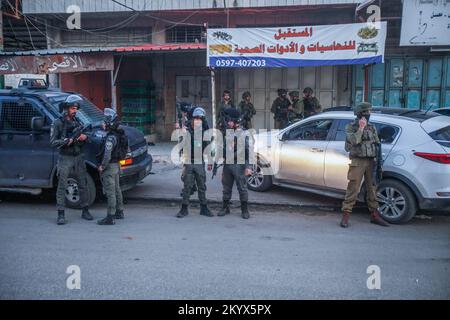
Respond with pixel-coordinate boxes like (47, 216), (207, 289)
(124, 142), (342, 209)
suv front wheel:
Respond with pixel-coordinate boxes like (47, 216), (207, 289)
(376, 179), (417, 224)
(65, 173), (96, 209)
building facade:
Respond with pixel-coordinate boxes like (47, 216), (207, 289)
(1, 0), (449, 140)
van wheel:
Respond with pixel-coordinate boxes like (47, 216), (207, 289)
(247, 160), (273, 192)
(65, 173), (96, 209)
(376, 179), (417, 224)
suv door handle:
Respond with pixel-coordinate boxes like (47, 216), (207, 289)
(311, 148), (324, 153)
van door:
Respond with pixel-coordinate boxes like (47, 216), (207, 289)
(0, 97), (54, 187)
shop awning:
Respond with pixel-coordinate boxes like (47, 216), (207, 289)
(0, 44), (206, 74)
(114, 43), (206, 53)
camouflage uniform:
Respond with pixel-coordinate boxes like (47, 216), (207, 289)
(50, 117), (90, 212)
(341, 119), (380, 213)
(178, 123), (212, 216)
(340, 102), (389, 228)
(288, 91), (303, 124)
(299, 96), (322, 118)
(99, 133), (124, 217)
(218, 127), (252, 218)
(271, 96), (291, 129)
(238, 100), (256, 130)
(217, 100), (235, 132)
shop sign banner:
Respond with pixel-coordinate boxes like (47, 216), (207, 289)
(207, 22), (387, 68)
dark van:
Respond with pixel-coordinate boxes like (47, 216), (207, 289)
(0, 86), (152, 208)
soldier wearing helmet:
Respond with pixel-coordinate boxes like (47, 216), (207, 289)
(287, 90), (303, 124)
(271, 89), (291, 129)
(340, 102), (389, 228)
(299, 87), (322, 118)
(217, 90), (236, 133)
(215, 107), (253, 219)
(177, 107), (214, 218)
(238, 91), (256, 130)
(97, 108), (126, 225)
(50, 94), (93, 225)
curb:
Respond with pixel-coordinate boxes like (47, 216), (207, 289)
(124, 195), (343, 210)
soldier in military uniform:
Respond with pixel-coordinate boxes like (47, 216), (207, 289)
(97, 108), (125, 226)
(299, 87), (322, 118)
(271, 89), (291, 129)
(177, 107), (214, 218)
(217, 90), (235, 133)
(287, 91), (303, 124)
(340, 102), (389, 228)
(216, 108), (253, 219)
(50, 95), (93, 225)
(238, 91), (256, 130)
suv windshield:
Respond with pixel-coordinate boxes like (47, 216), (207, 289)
(46, 94), (104, 126)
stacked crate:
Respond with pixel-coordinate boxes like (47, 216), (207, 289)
(120, 80), (155, 135)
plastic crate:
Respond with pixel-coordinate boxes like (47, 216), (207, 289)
(122, 114), (153, 123)
(122, 106), (152, 114)
(121, 98), (152, 108)
(120, 87), (152, 95)
(120, 80), (152, 86)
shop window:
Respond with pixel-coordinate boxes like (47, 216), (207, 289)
(167, 26), (205, 43)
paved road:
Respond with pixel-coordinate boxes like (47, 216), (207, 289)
(0, 199), (449, 299)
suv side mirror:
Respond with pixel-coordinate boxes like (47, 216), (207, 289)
(31, 116), (45, 131)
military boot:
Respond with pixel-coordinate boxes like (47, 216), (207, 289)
(115, 210), (124, 220)
(200, 204), (214, 217)
(81, 207), (93, 221)
(57, 210), (66, 225)
(97, 215), (115, 225)
(176, 204), (189, 218)
(340, 210), (350, 228)
(217, 200), (230, 217)
(370, 209), (389, 227)
(241, 202), (250, 219)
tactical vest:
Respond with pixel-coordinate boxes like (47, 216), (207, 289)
(60, 118), (83, 156)
(345, 122), (378, 158)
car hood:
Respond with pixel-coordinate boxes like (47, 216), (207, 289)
(121, 125), (146, 147)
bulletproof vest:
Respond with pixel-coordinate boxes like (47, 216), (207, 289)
(110, 133), (120, 162)
(274, 98), (290, 119)
(345, 122), (378, 158)
(60, 117), (83, 156)
(186, 126), (209, 164)
(303, 98), (315, 116)
(223, 129), (249, 165)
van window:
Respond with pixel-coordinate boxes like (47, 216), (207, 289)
(0, 100), (43, 132)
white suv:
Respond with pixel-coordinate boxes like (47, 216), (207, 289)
(249, 108), (450, 224)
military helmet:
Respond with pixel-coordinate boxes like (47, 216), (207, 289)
(277, 88), (287, 96)
(192, 107), (206, 118)
(303, 87), (313, 94)
(104, 107), (120, 129)
(353, 102), (372, 115)
(289, 90), (300, 98)
(242, 91), (251, 100)
(223, 107), (241, 122)
(59, 94), (82, 112)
